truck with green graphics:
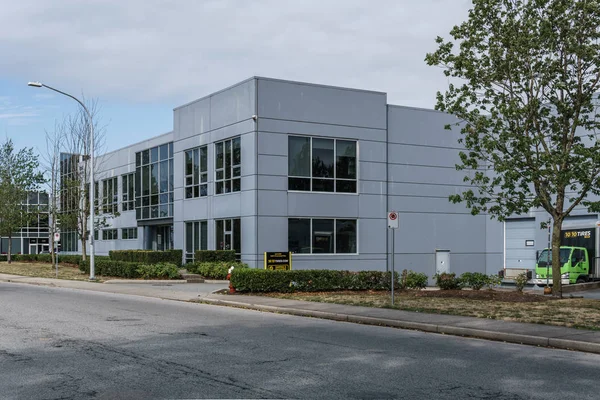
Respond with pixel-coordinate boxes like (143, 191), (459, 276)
(533, 226), (600, 285)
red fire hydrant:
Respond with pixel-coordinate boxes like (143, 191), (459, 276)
(227, 266), (236, 294)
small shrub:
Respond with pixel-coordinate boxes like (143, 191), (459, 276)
(399, 269), (409, 289)
(186, 262), (248, 279)
(60, 255), (84, 265)
(486, 274), (502, 289)
(434, 272), (462, 290)
(514, 272), (529, 292)
(136, 263), (180, 280)
(405, 271), (428, 290)
(194, 250), (237, 263)
(461, 272), (489, 290)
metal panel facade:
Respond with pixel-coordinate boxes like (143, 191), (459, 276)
(81, 76), (507, 273)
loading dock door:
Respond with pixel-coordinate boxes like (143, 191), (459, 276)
(505, 219), (536, 269)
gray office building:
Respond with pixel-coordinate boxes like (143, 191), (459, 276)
(66, 76), (593, 278)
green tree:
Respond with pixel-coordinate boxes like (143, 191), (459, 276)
(425, 0), (600, 297)
(0, 139), (46, 263)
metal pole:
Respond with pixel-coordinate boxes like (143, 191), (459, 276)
(35, 84), (95, 280)
(391, 228), (395, 305)
(55, 236), (58, 278)
(546, 218), (551, 287)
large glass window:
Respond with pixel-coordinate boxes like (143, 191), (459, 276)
(185, 221), (208, 263)
(122, 173), (135, 211)
(215, 137), (241, 194)
(288, 136), (357, 193)
(216, 218), (241, 256)
(288, 218), (357, 254)
(102, 177), (118, 214)
(185, 146), (208, 199)
(122, 228), (138, 240)
(102, 229), (118, 240)
(135, 143), (174, 220)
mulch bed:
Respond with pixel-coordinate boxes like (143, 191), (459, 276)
(411, 289), (554, 303)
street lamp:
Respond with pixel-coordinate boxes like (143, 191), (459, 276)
(28, 81), (96, 280)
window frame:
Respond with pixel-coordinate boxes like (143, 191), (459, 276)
(214, 137), (241, 195)
(288, 135), (358, 194)
(288, 217), (359, 255)
(101, 177), (118, 214)
(184, 220), (208, 263)
(184, 146), (208, 199)
(122, 173), (135, 211)
(121, 227), (138, 240)
(102, 229), (118, 241)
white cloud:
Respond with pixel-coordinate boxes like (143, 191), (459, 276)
(0, 0), (472, 108)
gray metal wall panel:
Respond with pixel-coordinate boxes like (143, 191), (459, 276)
(288, 193), (359, 217)
(388, 143), (462, 168)
(210, 80), (256, 130)
(257, 78), (387, 129)
(257, 118), (386, 142)
(258, 155), (287, 176)
(388, 106), (462, 147)
(390, 212), (487, 255)
(389, 164), (471, 186)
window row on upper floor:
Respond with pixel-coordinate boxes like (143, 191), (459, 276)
(90, 134), (357, 216)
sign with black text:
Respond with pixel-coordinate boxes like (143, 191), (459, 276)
(264, 252), (292, 270)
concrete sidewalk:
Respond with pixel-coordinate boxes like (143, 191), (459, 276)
(2, 272), (600, 354)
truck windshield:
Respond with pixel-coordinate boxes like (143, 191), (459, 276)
(537, 249), (571, 265)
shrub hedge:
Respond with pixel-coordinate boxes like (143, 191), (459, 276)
(194, 250), (236, 263)
(136, 263), (180, 279)
(186, 262), (248, 279)
(230, 269), (399, 293)
(79, 259), (142, 278)
(460, 272), (489, 290)
(109, 250), (183, 267)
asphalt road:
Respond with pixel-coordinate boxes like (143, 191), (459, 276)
(1, 283), (600, 400)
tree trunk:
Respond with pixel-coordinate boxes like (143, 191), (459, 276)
(50, 232), (55, 266)
(551, 217), (564, 298)
(81, 231), (87, 262)
(7, 233), (12, 264)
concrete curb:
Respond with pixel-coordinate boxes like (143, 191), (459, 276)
(103, 279), (188, 284)
(198, 297), (600, 355)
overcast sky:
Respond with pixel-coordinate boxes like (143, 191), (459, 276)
(0, 0), (472, 153)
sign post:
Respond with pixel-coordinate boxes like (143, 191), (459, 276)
(388, 211), (399, 305)
(54, 232), (60, 278)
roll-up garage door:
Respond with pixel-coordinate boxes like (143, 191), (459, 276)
(505, 218), (536, 270)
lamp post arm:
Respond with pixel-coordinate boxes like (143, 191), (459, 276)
(39, 83), (95, 280)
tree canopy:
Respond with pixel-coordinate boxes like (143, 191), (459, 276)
(425, 0), (600, 295)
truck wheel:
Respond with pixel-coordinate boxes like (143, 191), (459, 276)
(576, 277), (587, 284)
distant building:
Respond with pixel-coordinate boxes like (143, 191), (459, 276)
(0, 191), (50, 255)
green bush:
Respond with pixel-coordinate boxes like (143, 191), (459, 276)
(486, 274), (502, 289)
(186, 262), (248, 279)
(461, 272), (489, 290)
(36, 254), (52, 263)
(405, 271), (428, 289)
(109, 250), (183, 267)
(79, 259), (142, 278)
(230, 269), (399, 293)
(194, 250), (236, 263)
(434, 272), (462, 290)
(136, 263), (180, 280)
(13, 254), (38, 262)
(514, 272), (529, 292)
(59, 255), (84, 265)
(0, 255), (7, 262)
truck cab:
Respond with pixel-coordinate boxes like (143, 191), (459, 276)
(533, 246), (590, 285)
